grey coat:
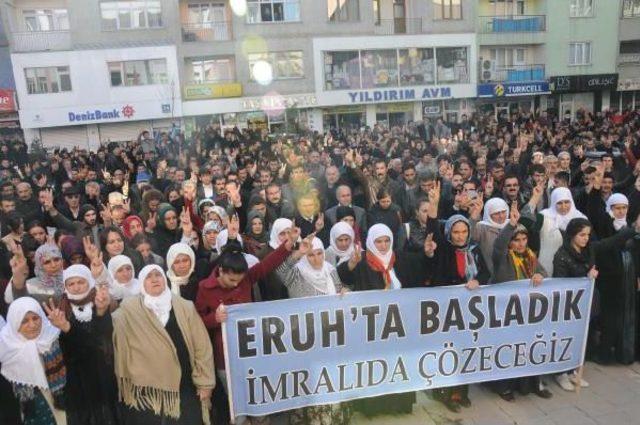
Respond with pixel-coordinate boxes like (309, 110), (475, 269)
(491, 223), (547, 284)
(275, 256), (343, 298)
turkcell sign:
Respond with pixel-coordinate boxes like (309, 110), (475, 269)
(478, 82), (550, 98)
(348, 87), (452, 104)
(68, 109), (120, 122)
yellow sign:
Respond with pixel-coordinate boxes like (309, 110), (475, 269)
(184, 82), (242, 100)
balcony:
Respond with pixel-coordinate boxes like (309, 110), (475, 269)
(11, 30), (71, 52)
(181, 22), (232, 42)
(480, 63), (546, 83)
(373, 18), (426, 35)
(478, 15), (545, 33)
(183, 81), (242, 101)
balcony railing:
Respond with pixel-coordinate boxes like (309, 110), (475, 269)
(619, 53), (640, 64)
(478, 15), (546, 33)
(11, 30), (71, 52)
(373, 18), (426, 35)
(182, 22), (232, 42)
(479, 64), (546, 83)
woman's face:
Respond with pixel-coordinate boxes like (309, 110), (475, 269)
(572, 226), (591, 249)
(106, 231), (125, 256)
(19, 311), (42, 340)
(136, 242), (152, 259)
(374, 236), (391, 255)
(450, 222), (469, 247)
(277, 229), (290, 244)
(509, 233), (528, 254)
(556, 200), (571, 215)
(29, 226), (47, 244)
(42, 255), (63, 275)
(65, 276), (89, 296)
(204, 230), (218, 246)
(335, 234), (352, 251)
(128, 220), (143, 237)
(378, 196), (392, 210)
(611, 204), (628, 220)
(172, 254), (192, 277)
(143, 269), (166, 296)
(115, 264), (133, 284)
(168, 191), (180, 203)
(251, 218), (263, 235)
(491, 210), (507, 225)
(70, 254), (84, 265)
(307, 248), (325, 269)
(207, 212), (222, 226)
(340, 216), (355, 227)
(163, 211), (178, 230)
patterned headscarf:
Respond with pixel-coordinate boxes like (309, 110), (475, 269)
(34, 244), (64, 297)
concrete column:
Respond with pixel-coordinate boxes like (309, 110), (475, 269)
(365, 104), (377, 127)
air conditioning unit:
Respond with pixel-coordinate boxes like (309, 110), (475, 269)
(480, 59), (498, 83)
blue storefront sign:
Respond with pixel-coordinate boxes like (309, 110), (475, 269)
(348, 86), (452, 104)
(477, 82), (550, 98)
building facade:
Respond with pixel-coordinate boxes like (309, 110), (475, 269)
(0, 0), (633, 148)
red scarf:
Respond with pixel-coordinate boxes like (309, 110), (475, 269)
(455, 250), (467, 279)
(366, 251), (396, 290)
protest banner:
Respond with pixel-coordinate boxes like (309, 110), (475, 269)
(222, 278), (593, 418)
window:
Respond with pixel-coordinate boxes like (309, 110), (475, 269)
(108, 59), (168, 86)
(623, 0), (640, 17)
(247, 0), (300, 23)
(25, 66), (71, 94)
(569, 42), (592, 65)
(23, 9), (69, 31)
(328, 0), (359, 21)
(324, 51), (360, 90)
(248, 52), (303, 80)
(433, 0), (462, 20)
(100, 1), (162, 30)
(436, 47), (468, 83)
(399, 48), (435, 85)
(360, 50), (398, 88)
(569, 0), (593, 17)
(186, 57), (235, 82)
(187, 3), (226, 24)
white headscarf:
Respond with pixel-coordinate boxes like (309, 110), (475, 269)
(138, 265), (173, 326)
(0, 297), (60, 389)
(166, 243), (196, 295)
(63, 264), (95, 322)
(269, 218), (293, 249)
(541, 187), (586, 231)
(479, 198), (509, 229)
(365, 224), (401, 289)
(606, 193), (629, 231)
(327, 222), (355, 265)
(215, 230), (243, 254)
(107, 255), (141, 300)
(295, 237), (337, 295)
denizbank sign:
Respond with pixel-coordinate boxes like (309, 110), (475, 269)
(68, 104), (136, 122)
(347, 87), (453, 104)
(478, 82), (550, 98)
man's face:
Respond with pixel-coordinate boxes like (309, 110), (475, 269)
(174, 170), (186, 183)
(1, 185), (14, 197)
(602, 157), (613, 170)
(17, 184), (31, 201)
(201, 173), (212, 185)
(65, 193), (80, 208)
(260, 171), (272, 186)
(403, 168), (416, 185)
(532, 171), (546, 185)
(458, 163), (472, 179)
(337, 187), (352, 206)
(419, 179), (435, 194)
(602, 177), (614, 194)
(1, 200), (15, 213)
(451, 174), (463, 189)
(503, 177), (520, 199)
(491, 167), (505, 182)
(297, 198), (317, 218)
(325, 167), (339, 185)
(266, 186), (281, 204)
(476, 158), (486, 173)
(309, 151), (320, 164)
(375, 163), (387, 180)
(215, 178), (226, 193)
(84, 210), (97, 226)
(87, 170), (97, 181)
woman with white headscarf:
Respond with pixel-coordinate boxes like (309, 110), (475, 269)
(0, 297), (66, 424)
(337, 223), (431, 417)
(275, 236), (352, 424)
(586, 173), (640, 364)
(261, 218), (295, 301)
(108, 255), (141, 301)
(470, 197), (510, 275)
(112, 264), (214, 424)
(521, 187), (586, 275)
(325, 222), (359, 267)
(166, 243), (198, 300)
(43, 265), (119, 425)
(0, 313), (22, 425)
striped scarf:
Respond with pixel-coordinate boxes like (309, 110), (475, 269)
(509, 248), (538, 280)
(13, 340), (66, 403)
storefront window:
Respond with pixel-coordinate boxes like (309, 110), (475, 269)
(399, 48), (435, 86)
(436, 47), (468, 84)
(323, 107), (365, 131)
(360, 50), (398, 88)
(324, 51), (360, 90)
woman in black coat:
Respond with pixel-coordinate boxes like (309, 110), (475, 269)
(337, 223), (430, 417)
(424, 214), (490, 412)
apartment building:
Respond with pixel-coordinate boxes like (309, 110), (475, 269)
(0, 7), (19, 136)
(613, 0), (640, 110)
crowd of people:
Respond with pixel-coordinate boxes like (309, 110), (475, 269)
(0, 106), (640, 424)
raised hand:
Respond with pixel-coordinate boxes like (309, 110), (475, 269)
(285, 227), (301, 251)
(90, 251), (104, 278)
(42, 298), (70, 333)
(423, 233), (437, 258)
(469, 195), (484, 221)
(146, 212), (157, 232)
(94, 286), (111, 317)
(42, 188), (55, 211)
(100, 203), (112, 224)
(485, 175), (494, 196)
(314, 213), (325, 233)
(428, 180), (441, 206)
(180, 207), (193, 236)
(531, 273), (544, 287)
(348, 243), (362, 270)
(9, 243), (28, 286)
(510, 200), (520, 226)
(122, 198), (131, 213)
(227, 214), (240, 239)
(82, 236), (100, 263)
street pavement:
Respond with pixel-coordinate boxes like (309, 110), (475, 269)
(343, 362), (640, 425)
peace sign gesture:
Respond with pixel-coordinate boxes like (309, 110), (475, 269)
(145, 212), (157, 232)
(42, 298), (71, 333)
(348, 242), (362, 271)
(509, 200), (520, 226)
(423, 233), (437, 258)
(180, 206), (193, 236)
